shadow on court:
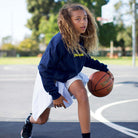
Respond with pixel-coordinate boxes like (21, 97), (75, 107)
(117, 81), (138, 87)
(0, 121), (136, 138)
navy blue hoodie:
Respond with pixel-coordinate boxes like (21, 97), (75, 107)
(38, 32), (108, 100)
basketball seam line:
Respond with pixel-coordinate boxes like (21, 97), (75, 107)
(95, 81), (113, 92)
(94, 73), (107, 91)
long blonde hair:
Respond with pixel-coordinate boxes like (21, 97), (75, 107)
(58, 3), (98, 54)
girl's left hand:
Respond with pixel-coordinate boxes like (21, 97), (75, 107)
(53, 95), (68, 109)
(107, 70), (114, 81)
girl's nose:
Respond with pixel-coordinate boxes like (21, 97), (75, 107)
(81, 18), (87, 24)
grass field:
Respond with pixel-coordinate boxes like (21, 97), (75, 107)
(95, 56), (138, 66)
(0, 56), (138, 66)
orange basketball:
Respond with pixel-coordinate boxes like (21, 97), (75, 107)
(87, 71), (114, 97)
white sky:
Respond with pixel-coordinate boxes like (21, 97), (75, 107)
(0, 0), (132, 44)
(0, 0), (31, 43)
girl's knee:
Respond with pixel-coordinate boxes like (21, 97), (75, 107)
(37, 117), (48, 125)
(36, 108), (50, 125)
(76, 89), (88, 103)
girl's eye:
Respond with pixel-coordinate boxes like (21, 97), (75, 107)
(84, 17), (87, 20)
(75, 18), (80, 21)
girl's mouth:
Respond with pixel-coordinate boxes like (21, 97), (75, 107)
(80, 26), (86, 30)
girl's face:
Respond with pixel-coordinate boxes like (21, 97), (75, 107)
(71, 10), (88, 35)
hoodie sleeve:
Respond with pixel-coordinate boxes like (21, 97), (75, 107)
(84, 55), (109, 72)
(38, 39), (64, 100)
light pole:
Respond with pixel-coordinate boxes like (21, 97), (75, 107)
(132, 0), (136, 67)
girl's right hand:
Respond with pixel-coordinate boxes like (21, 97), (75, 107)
(53, 95), (68, 108)
(107, 70), (114, 81)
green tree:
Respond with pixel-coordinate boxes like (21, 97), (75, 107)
(117, 25), (132, 46)
(114, 0), (136, 55)
(98, 23), (117, 46)
(114, 0), (133, 25)
(17, 38), (39, 56)
(1, 43), (15, 51)
(1, 36), (12, 44)
(39, 14), (59, 45)
(114, 24), (132, 56)
(26, 0), (61, 41)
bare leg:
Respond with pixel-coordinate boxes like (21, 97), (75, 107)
(68, 80), (90, 133)
(30, 108), (51, 125)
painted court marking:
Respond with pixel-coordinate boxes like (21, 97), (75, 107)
(90, 99), (138, 138)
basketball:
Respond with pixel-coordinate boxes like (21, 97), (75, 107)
(87, 71), (114, 97)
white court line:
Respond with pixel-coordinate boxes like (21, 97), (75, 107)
(0, 78), (34, 81)
(0, 75), (35, 81)
(0, 74), (35, 77)
(3, 66), (36, 71)
(90, 99), (138, 138)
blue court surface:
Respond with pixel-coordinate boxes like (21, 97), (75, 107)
(0, 65), (138, 138)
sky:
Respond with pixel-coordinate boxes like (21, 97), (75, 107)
(0, 0), (31, 44)
(0, 0), (132, 44)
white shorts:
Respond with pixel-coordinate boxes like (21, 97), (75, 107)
(65, 73), (86, 89)
(32, 71), (89, 121)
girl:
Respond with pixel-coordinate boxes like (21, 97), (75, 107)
(21, 3), (114, 138)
